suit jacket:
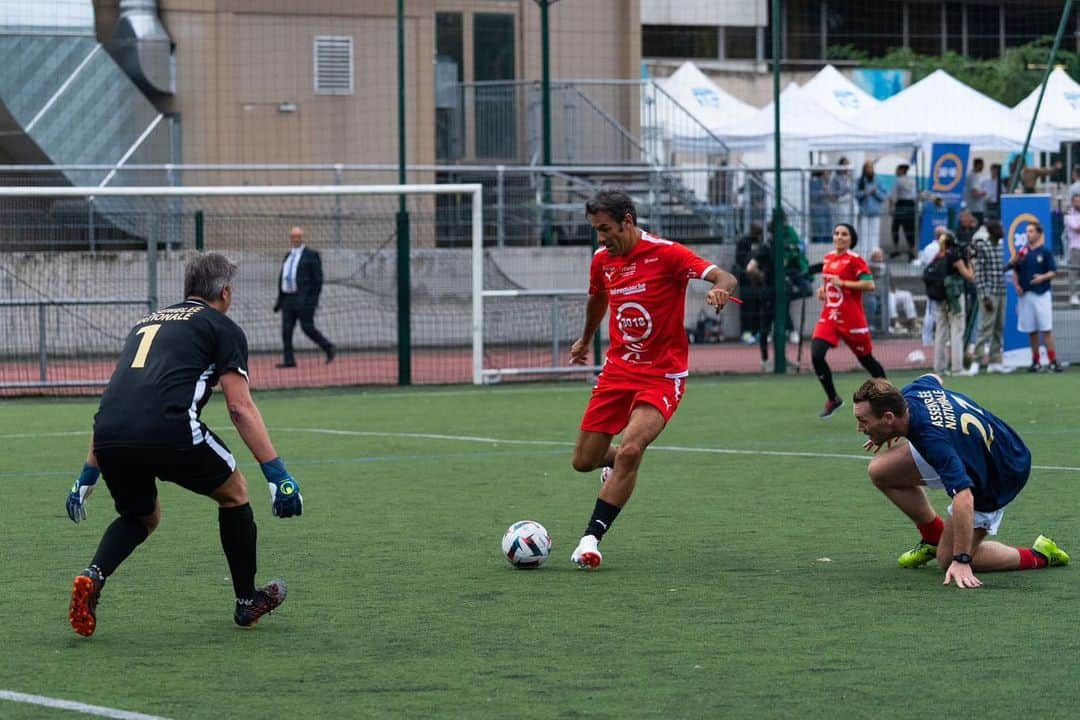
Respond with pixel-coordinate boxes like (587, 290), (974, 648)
(274, 247), (323, 311)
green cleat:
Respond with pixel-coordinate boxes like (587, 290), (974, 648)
(1033, 535), (1070, 566)
(898, 540), (938, 568)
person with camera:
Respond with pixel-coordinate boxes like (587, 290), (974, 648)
(954, 211), (981, 361)
(1007, 222), (1062, 372)
(967, 220), (1012, 375)
(924, 230), (974, 375)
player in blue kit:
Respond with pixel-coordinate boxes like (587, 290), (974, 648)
(852, 375), (1068, 589)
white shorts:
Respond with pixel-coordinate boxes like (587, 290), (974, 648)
(908, 442), (1004, 535)
(1017, 291), (1053, 333)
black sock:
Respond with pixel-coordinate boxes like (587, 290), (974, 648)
(219, 504), (258, 600)
(91, 515), (150, 578)
(584, 498), (621, 542)
(811, 339), (838, 401)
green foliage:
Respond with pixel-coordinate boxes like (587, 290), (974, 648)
(829, 37), (1080, 106)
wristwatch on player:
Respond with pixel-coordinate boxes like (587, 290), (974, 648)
(952, 553), (973, 564)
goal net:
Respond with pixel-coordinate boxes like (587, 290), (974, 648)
(473, 243), (604, 384)
(0, 183), (482, 394)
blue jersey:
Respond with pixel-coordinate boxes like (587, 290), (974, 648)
(902, 375), (1031, 511)
(1014, 244), (1056, 295)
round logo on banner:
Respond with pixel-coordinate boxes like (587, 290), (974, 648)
(931, 153), (964, 193)
(1007, 212), (1041, 262)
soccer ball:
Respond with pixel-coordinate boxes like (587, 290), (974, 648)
(501, 520), (551, 569)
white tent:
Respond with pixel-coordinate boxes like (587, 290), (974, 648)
(712, 82), (905, 151)
(799, 64), (879, 119)
(1013, 67), (1080, 145)
(853, 69), (1057, 152)
(649, 61), (758, 153)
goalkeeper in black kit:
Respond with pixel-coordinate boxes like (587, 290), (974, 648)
(65, 252), (304, 637)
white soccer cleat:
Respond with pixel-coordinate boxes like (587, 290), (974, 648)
(571, 534), (602, 570)
(600, 466), (613, 485)
(965, 361), (980, 376)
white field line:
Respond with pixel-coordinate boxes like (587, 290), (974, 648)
(0, 690), (170, 720)
(282, 427), (1080, 473)
(4, 427), (1078, 474)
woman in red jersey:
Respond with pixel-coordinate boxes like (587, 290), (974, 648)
(812, 222), (887, 418)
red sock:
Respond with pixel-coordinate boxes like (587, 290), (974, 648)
(1033, 350), (1041, 364)
(1018, 548), (1048, 570)
(917, 516), (944, 545)
(1048, 349), (1057, 363)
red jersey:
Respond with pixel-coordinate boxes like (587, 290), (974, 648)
(818, 249), (872, 329)
(589, 231), (716, 377)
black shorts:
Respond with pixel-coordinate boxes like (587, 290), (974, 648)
(94, 432), (237, 517)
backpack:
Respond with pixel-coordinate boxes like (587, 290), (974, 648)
(922, 255), (948, 302)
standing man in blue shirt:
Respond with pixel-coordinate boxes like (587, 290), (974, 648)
(1007, 222), (1062, 372)
(852, 375), (1068, 589)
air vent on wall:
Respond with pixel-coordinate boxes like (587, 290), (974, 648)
(314, 36), (354, 95)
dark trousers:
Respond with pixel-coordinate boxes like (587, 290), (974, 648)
(891, 200), (916, 256)
(281, 300), (333, 364)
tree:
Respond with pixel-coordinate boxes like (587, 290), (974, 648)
(827, 37), (1080, 106)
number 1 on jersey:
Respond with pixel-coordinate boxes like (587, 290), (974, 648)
(131, 324), (162, 368)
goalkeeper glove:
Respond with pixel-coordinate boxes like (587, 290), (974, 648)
(67, 463), (100, 523)
(260, 457), (303, 518)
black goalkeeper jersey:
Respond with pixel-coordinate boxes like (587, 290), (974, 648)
(94, 299), (249, 449)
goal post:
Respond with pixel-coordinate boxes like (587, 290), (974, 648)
(0, 183), (483, 393)
(471, 219), (605, 383)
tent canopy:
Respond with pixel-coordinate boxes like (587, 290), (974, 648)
(1013, 67), (1080, 145)
(853, 69), (1057, 152)
(649, 61), (758, 153)
(799, 64), (880, 118)
(713, 82), (910, 151)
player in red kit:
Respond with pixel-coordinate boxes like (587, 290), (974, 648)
(812, 222), (887, 418)
(567, 189), (739, 568)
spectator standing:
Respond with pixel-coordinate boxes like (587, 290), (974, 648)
(889, 164), (917, 260)
(983, 163), (1002, 220)
(855, 160), (887, 255)
(828, 157), (854, 226)
(965, 158), (988, 225)
(926, 231), (974, 375)
(1063, 193), (1080, 306)
(1007, 222), (1062, 372)
(967, 220), (1012, 375)
(809, 169), (833, 243)
(733, 223), (765, 343)
(1068, 166), (1080, 202)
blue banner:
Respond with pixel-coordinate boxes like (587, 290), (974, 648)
(928, 143), (970, 208)
(1001, 195), (1053, 358)
(919, 202), (950, 250)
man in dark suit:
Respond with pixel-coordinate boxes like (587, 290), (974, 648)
(273, 227), (335, 367)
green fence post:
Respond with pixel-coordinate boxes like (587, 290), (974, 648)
(194, 210), (204, 250)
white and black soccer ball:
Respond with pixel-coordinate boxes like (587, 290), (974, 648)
(501, 520), (551, 569)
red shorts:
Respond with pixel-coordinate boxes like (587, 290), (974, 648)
(812, 319), (873, 357)
(580, 367), (686, 435)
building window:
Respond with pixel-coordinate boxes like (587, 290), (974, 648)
(786, 0), (822, 60)
(907, 2), (942, 55)
(945, 2), (964, 54)
(314, 36), (353, 95)
(724, 26), (758, 60)
(967, 3), (1001, 59)
(825, 0), (903, 58)
(474, 13), (515, 159)
(642, 25), (719, 59)
(436, 13), (464, 161)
